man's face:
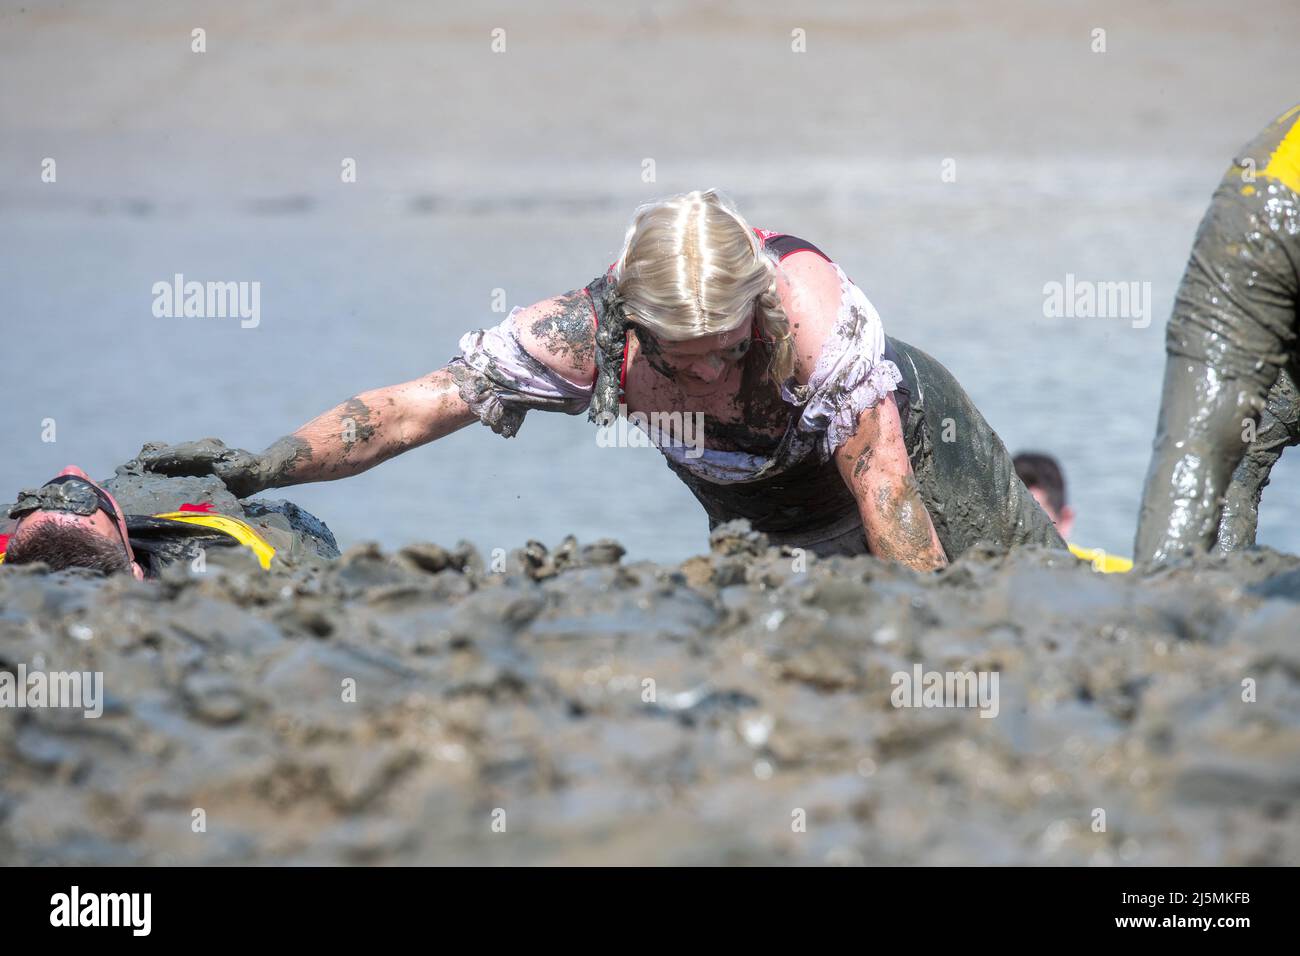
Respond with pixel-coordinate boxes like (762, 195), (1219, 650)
(10, 466), (143, 579)
(1028, 485), (1075, 539)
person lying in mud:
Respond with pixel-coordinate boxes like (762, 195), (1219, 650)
(0, 464), (339, 577)
(139, 189), (1064, 570)
(1136, 105), (1300, 564)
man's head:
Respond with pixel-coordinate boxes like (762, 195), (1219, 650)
(4, 466), (143, 578)
(1014, 451), (1075, 539)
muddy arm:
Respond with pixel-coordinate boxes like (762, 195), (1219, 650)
(1134, 359), (1261, 564)
(141, 291), (601, 496)
(139, 368), (477, 496)
(263, 292), (597, 480)
(1215, 366), (1300, 551)
(262, 369), (477, 487)
(834, 397), (948, 571)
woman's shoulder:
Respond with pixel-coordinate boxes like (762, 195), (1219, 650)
(512, 290), (599, 386)
(775, 249), (855, 383)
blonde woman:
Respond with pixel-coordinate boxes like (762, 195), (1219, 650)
(140, 190), (1063, 570)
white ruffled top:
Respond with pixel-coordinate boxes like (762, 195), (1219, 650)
(455, 262), (902, 484)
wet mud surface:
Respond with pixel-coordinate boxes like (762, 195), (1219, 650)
(1, 522), (1297, 865)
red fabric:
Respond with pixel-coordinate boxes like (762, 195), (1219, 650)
(0, 533), (9, 554)
(179, 502), (215, 513)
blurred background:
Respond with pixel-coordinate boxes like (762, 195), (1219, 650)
(2, 0), (1298, 562)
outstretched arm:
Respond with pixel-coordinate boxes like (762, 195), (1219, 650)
(264, 369), (477, 486)
(139, 368), (478, 497)
(140, 291), (600, 496)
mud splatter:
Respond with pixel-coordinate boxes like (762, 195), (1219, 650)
(529, 290), (596, 369)
(339, 398), (378, 445)
(262, 435), (315, 487)
(630, 325), (677, 381)
(871, 473), (944, 568)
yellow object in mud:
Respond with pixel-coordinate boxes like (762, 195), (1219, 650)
(151, 512), (277, 569)
(1068, 543), (1133, 574)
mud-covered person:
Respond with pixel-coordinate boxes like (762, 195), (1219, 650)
(140, 189), (1064, 570)
(1136, 105), (1300, 563)
(0, 463), (338, 577)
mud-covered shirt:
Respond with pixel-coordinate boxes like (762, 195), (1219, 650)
(1166, 104), (1300, 391)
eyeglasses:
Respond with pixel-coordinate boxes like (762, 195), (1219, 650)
(8, 475), (131, 553)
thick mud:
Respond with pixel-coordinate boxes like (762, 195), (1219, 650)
(1, 522), (1297, 865)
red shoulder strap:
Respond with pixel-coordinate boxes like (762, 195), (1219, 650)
(759, 230), (832, 263)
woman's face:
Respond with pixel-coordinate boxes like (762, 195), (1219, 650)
(635, 313), (755, 389)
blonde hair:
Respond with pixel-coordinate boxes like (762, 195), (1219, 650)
(612, 189), (794, 383)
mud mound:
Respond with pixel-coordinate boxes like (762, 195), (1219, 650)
(2, 524), (1297, 865)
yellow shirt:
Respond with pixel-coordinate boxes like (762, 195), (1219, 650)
(1068, 543), (1133, 574)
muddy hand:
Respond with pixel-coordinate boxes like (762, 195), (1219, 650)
(135, 438), (270, 498)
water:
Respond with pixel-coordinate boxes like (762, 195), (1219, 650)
(3, 0), (1299, 563)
